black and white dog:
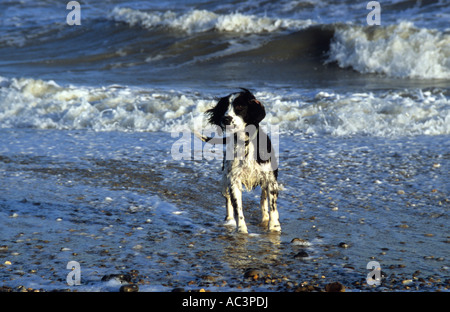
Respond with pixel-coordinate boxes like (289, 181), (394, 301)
(197, 88), (280, 233)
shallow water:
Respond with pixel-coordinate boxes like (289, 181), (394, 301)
(0, 129), (448, 291)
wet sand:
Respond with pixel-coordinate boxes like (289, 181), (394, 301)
(0, 130), (449, 292)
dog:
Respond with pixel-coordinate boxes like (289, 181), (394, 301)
(196, 88), (280, 233)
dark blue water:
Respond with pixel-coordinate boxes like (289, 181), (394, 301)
(1, 0), (449, 89)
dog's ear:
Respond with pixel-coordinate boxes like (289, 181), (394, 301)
(246, 99), (266, 125)
(206, 95), (230, 126)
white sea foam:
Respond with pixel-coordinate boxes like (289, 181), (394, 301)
(328, 22), (450, 79)
(0, 76), (212, 132)
(0, 76), (448, 137)
(110, 7), (313, 34)
(257, 89), (450, 136)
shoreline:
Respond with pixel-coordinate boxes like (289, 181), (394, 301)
(0, 130), (448, 293)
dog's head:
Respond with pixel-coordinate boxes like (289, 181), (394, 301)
(206, 88), (266, 132)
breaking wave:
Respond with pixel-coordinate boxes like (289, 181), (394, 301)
(110, 8), (450, 80)
(2, 5), (448, 83)
(109, 7), (314, 34)
(1, 76), (448, 137)
(327, 22), (450, 80)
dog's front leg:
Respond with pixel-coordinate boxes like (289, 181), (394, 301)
(230, 183), (247, 233)
(224, 192), (236, 227)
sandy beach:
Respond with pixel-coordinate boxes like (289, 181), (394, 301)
(1, 130), (448, 292)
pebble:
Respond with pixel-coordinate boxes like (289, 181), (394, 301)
(291, 238), (311, 247)
(294, 285), (316, 292)
(338, 242), (349, 248)
(325, 282), (345, 292)
(101, 274), (132, 284)
(244, 268), (262, 280)
(294, 250), (309, 259)
(402, 279), (413, 285)
(119, 284), (139, 292)
(0, 286), (13, 292)
(201, 275), (219, 282)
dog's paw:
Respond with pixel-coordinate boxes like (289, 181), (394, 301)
(223, 218), (237, 227)
(237, 224), (248, 234)
(268, 223), (281, 232)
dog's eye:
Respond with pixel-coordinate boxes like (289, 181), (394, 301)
(234, 104), (245, 111)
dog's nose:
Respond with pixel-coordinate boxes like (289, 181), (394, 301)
(221, 115), (233, 126)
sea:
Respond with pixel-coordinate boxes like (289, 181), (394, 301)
(0, 0), (449, 292)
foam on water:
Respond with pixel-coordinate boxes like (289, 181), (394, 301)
(1, 76), (449, 137)
(0, 76), (212, 132)
(257, 89), (450, 136)
(328, 22), (450, 79)
(110, 7), (314, 34)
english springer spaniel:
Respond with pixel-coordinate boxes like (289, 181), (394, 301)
(197, 88), (280, 233)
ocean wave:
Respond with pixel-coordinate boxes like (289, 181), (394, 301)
(327, 22), (450, 80)
(1, 76), (448, 137)
(0, 76), (212, 132)
(4, 6), (448, 84)
(257, 89), (450, 137)
(109, 7), (314, 34)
